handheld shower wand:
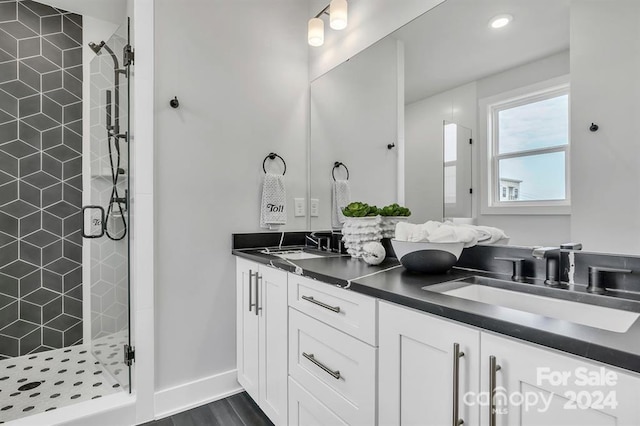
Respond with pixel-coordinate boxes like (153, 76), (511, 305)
(89, 40), (128, 241)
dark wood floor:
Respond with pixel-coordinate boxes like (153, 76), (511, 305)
(140, 392), (274, 426)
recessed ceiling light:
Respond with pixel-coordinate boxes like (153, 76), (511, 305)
(489, 14), (513, 29)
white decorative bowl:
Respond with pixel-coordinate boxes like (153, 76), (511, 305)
(391, 239), (464, 274)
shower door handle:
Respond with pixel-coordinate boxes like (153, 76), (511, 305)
(82, 206), (106, 238)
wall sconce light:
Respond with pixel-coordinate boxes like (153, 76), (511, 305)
(330, 0), (348, 30)
(308, 0), (348, 47)
(308, 17), (324, 46)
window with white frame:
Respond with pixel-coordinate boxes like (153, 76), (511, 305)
(488, 84), (570, 208)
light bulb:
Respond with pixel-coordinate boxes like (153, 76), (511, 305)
(308, 17), (324, 46)
(489, 14), (513, 29)
(330, 0), (348, 30)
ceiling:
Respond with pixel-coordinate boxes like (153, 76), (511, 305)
(392, 0), (571, 103)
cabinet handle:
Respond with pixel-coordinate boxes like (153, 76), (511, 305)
(301, 295), (341, 313)
(255, 274), (262, 316)
(452, 343), (465, 426)
(302, 352), (341, 380)
(248, 270), (257, 312)
(489, 355), (502, 426)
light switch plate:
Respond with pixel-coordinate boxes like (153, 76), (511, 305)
(310, 198), (319, 217)
(294, 198), (306, 217)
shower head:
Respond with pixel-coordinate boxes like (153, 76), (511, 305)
(88, 41), (105, 55)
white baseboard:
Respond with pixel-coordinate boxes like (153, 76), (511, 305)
(154, 369), (243, 419)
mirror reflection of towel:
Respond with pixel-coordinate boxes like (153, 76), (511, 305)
(331, 180), (351, 229)
(260, 173), (286, 228)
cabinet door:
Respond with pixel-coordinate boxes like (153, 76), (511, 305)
(258, 265), (288, 426)
(378, 301), (480, 426)
(236, 258), (260, 402)
(480, 332), (640, 426)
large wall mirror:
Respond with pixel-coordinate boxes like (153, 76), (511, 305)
(309, 0), (640, 255)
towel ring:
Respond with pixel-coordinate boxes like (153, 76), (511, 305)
(332, 162), (349, 181)
(263, 152), (287, 175)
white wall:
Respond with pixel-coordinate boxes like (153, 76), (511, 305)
(405, 82), (476, 222)
(308, 0), (444, 80)
(309, 37), (400, 229)
(153, 0), (308, 406)
(570, 0), (640, 254)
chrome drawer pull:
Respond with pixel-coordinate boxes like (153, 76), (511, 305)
(489, 355), (502, 426)
(302, 352), (341, 380)
(452, 343), (465, 426)
(248, 270), (257, 312)
(255, 274), (262, 316)
(301, 295), (341, 313)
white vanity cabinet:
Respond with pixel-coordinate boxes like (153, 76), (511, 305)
(236, 258), (288, 426)
(379, 300), (640, 426)
(287, 273), (378, 426)
(480, 332), (640, 426)
(378, 300), (480, 426)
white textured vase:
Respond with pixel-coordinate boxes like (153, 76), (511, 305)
(341, 216), (382, 258)
(380, 216), (410, 239)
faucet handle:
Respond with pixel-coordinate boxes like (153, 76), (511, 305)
(560, 242), (583, 250)
(587, 266), (632, 294)
(531, 247), (559, 258)
(495, 257), (525, 281)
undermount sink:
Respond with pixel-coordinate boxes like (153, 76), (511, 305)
(260, 249), (325, 260)
(425, 276), (640, 333)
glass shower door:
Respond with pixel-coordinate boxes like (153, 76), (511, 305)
(85, 20), (132, 391)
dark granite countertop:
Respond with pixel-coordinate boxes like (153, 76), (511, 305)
(232, 247), (640, 374)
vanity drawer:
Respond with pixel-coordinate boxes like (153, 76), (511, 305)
(288, 273), (377, 345)
(289, 308), (377, 426)
(289, 377), (349, 426)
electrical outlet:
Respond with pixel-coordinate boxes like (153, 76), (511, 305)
(294, 198), (306, 217)
(310, 198), (319, 217)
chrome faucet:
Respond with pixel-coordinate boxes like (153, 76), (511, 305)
(587, 266), (632, 294)
(532, 247), (562, 287)
(307, 232), (332, 252)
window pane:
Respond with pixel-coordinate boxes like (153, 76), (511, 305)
(498, 152), (565, 201)
(444, 123), (457, 162)
(444, 165), (456, 204)
(498, 94), (568, 154)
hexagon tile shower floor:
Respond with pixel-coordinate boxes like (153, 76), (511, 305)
(0, 336), (127, 423)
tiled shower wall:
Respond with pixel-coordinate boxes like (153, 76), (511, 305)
(0, 0), (83, 359)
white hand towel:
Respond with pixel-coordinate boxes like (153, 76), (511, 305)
(260, 173), (287, 228)
(331, 179), (351, 229)
(473, 225), (509, 244)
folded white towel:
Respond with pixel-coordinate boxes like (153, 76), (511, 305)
(331, 179), (351, 229)
(428, 225), (479, 247)
(260, 173), (286, 229)
(395, 220), (509, 248)
(471, 225), (509, 244)
(396, 221), (441, 243)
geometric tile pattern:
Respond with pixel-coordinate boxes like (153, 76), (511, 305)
(0, 342), (121, 423)
(0, 1), (82, 359)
